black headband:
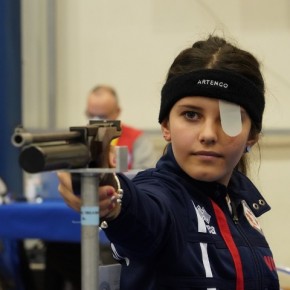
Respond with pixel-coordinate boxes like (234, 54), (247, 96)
(159, 69), (265, 126)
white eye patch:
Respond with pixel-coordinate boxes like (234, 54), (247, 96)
(219, 100), (242, 136)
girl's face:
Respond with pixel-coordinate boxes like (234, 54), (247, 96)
(161, 97), (258, 186)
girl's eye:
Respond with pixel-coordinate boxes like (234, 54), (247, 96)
(184, 111), (199, 121)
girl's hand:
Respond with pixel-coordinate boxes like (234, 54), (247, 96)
(57, 171), (121, 220)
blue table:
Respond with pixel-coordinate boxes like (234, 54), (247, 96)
(0, 200), (81, 242)
(0, 199), (109, 243)
(0, 199), (110, 289)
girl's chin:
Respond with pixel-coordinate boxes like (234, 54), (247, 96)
(186, 170), (227, 184)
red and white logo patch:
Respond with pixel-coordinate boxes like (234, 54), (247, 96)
(241, 200), (264, 235)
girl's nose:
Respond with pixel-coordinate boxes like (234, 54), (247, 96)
(199, 120), (218, 145)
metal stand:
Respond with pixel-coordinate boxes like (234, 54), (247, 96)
(81, 173), (100, 290)
(69, 146), (128, 290)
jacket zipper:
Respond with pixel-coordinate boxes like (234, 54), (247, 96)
(230, 200), (263, 289)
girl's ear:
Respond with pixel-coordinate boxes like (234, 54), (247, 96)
(246, 132), (259, 149)
(161, 120), (171, 142)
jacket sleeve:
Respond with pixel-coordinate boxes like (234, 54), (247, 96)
(103, 171), (177, 258)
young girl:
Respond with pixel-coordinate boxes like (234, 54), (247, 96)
(58, 35), (280, 290)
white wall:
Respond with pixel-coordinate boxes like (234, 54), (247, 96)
(53, 0), (290, 130)
(22, 0), (290, 130)
(21, 0), (290, 271)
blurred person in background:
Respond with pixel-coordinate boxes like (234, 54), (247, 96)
(85, 85), (157, 170)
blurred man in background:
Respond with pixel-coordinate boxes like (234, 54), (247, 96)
(85, 85), (157, 169)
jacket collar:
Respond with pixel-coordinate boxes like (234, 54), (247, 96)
(156, 143), (270, 217)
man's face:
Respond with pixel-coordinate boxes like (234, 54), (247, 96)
(86, 88), (120, 120)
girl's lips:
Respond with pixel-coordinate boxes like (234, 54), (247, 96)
(193, 151), (223, 158)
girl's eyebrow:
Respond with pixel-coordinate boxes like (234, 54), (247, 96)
(176, 104), (204, 111)
(178, 103), (246, 112)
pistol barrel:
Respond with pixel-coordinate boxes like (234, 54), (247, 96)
(12, 131), (81, 147)
(19, 143), (90, 173)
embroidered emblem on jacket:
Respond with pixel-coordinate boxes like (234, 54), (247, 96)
(196, 204), (216, 234)
(242, 200), (264, 235)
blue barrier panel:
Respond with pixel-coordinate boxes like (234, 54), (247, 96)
(0, 0), (23, 197)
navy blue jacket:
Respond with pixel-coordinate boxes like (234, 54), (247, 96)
(104, 144), (279, 290)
